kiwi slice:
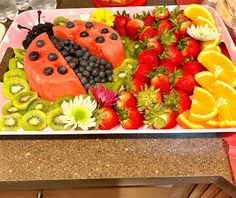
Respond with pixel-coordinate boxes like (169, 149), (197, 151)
(3, 69), (27, 82)
(120, 58), (138, 70)
(113, 65), (133, 82)
(9, 57), (24, 70)
(3, 77), (29, 99)
(13, 48), (26, 60)
(47, 108), (70, 130)
(28, 98), (51, 113)
(2, 101), (26, 115)
(22, 110), (46, 131)
(13, 91), (38, 110)
(51, 95), (74, 110)
(53, 16), (69, 26)
(0, 113), (22, 131)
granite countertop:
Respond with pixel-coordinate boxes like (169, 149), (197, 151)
(0, 0), (235, 195)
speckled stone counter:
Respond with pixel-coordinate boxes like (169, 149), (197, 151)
(0, 0), (235, 195)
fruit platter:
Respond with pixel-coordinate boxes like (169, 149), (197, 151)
(0, 5), (236, 135)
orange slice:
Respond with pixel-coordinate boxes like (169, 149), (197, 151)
(189, 86), (218, 122)
(211, 81), (236, 127)
(198, 50), (236, 87)
(184, 4), (215, 24)
(194, 71), (216, 92)
(203, 116), (220, 128)
(177, 110), (205, 129)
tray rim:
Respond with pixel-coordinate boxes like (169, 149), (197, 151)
(1, 5), (236, 135)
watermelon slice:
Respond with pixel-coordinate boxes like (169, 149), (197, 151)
(24, 32), (86, 101)
(53, 21), (125, 68)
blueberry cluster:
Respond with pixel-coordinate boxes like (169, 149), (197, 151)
(50, 36), (113, 90)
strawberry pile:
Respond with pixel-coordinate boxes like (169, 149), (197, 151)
(90, 6), (206, 130)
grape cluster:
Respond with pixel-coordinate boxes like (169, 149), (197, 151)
(50, 36), (113, 90)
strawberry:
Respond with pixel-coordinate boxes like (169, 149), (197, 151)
(150, 73), (171, 94)
(144, 103), (177, 129)
(179, 20), (192, 36)
(135, 85), (162, 111)
(143, 14), (155, 26)
(129, 78), (145, 94)
(159, 29), (179, 47)
(173, 69), (198, 95)
(147, 38), (164, 55)
(160, 60), (177, 73)
(117, 91), (137, 108)
(182, 61), (204, 76)
(137, 49), (159, 68)
(119, 107), (143, 129)
(164, 89), (191, 116)
(133, 64), (153, 84)
(138, 26), (157, 41)
(178, 37), (201, 59)
(114, 11), (131, 36)
(127, 18), (145, 40)
(98, 107), (119, 130)
(157, 19), (173, 36)
(153, 6), (170, 20)
(160, 45), (184, 66)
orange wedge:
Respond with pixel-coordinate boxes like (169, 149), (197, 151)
(198, 50), (236, 87)
(189, 86), (218, 122)
(177, 110), (205, 129)
(211, 81), (236, 127)
(184, 4), (215, 24)
(203, 116), (220, 128)
(194, 71), (216, 92)
(202, 44), (221, 52)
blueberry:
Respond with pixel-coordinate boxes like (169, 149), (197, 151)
(94, 77), (100, 82)
(73, 45), (80, 50)
(44, 67), (54, 76)
(29, 51), (39, 61)
(79, 66), (85, 72)
(89, 75), (94, 80)
(95, 36), (105, 43)
(111, 33), (118, 40)
(73, 58), (79, 65)
(82, 71), (90, 77)
(80, 60), (88, 67)
(99, 66), (105, 71)
(89, 62), (95, 67)
(105, 70), (112, 75)
(94, 62), (99, 67)
(66, 21), (74, 28)
(69, 48), (76, 54)
(91, 69), (99, 76)
(74, 68), (79, 74)
(77, 73), (83, 79)
(81, 77), (88, 84)
(48, 53), (58, 61)
(105, 63), (112, 69)
(89, 56), (96, 62)
(36, 40), (45, 47)
(107, 75), (113, 82)
(75, 50), (84, 57)
(99, 71), (105, 77)
(80, 31), (89, 37)
(70, 40), (75, 45)
(57, 65), (67, 74)
(89, 79), (95, 85)
(65, 56), (73, 62)
(101, 78), (107, 83)
(101, 28), (109, 34)
(82, 47), (88, 52)
(85, 22), (93, 28)
(84, 83), (90, 90)
(69, 62), (76, 69)
(61, 50), (69, 57)
(100, 58), (107, 65)
(85, 66), (92, 72)
(63, 40), (70, 46)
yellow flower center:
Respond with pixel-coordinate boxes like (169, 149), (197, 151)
(71, 107), (89, 122)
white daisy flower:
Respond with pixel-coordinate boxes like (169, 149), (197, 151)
(187, 24), (220, 41)
(61, 95), (97, 130)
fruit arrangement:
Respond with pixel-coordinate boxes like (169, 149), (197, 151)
(0, 4), (236, 132)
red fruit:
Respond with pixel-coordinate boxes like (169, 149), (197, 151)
(160, 45), (184, 66)
(98, 107), (119, 130)
(160, 61), (177, 72)
(114, 14), (131, 36)
(127, 19), (145, 40)
(174, 70), (198, 95)
(179, 20), (193, 36)
(137, 49), (159, 68)
(150, 73), (171, 94)
(164, 89), (191, 116)
(163, 108), (177, 129)
(178, 37), (201, 59)
(157, 20), (173, 36)
(117, 91), (137, 108)
(147, 38), (164, 55)
(134, 64), (153, 84)
(153, 6), (170, 20)
(138, 26), (157, 41)
(159, 29), (179, 47)
(129, 78), (145, 94)
(119, 107), (143, 129)
(182, 61), (204, 76)
(177, 13), (189, 22)
(143, 14), (155, 26)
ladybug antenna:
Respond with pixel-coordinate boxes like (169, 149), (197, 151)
(17, 24), (31, 31)
(38, 10), (42, 24)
